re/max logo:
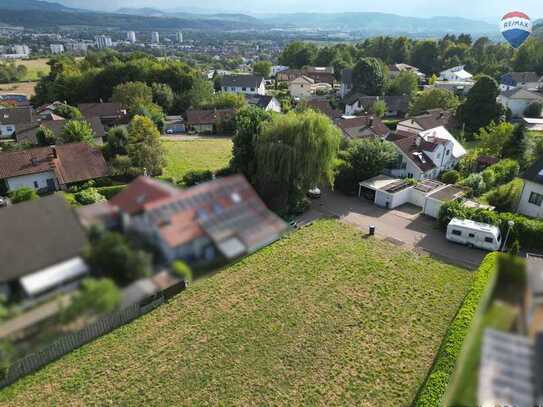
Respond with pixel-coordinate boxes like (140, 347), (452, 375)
(503, 21), (530, 29)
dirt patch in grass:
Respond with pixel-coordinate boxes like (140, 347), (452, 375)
(0, 220), (473, 406)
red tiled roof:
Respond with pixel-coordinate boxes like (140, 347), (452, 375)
(109, 176), (180, 215)
(306, 99), (342, 120)
(337, 116), (389, 138)
(0, 143), (108, 184)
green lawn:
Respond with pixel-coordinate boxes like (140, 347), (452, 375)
(162, 138), (233, 181)
(0, 220), (473, 406)
(16, 59), (50, 81)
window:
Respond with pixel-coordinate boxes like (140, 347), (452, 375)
(528, 191), (543, 206)
(446, 150), (450, 156)
(242, 87), (246, 91)
(400, 161), (407, 169)
(250, 88), (255, 92)
(484, 237), (494, 243)
(33, 181), (39, 188)
(452, 230), (462, 236)
(468, 233), (475, 238)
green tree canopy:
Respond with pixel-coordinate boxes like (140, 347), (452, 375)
(409, 88), (460, 115)
(253, 60), (272, 78)
(410, 40), (440, 74)
(112, 81), (153, 112)
(352, 57), (387, 96)
(54, 104), (82, 120)
(254, 110), (340, 213)
(197, 92), (246, 110)
(477, 121), (514, 158)
(387, 71), (419, 99)
(524, 102), (542, 118)
(151, 82), (174, 113)
(59, 120), (95, 144)
(334, 138), (399, 195)
(62, 278), (121, 322)
(457, 75), (501, 133)
(278, 42), (317, 68)
(126, 115), (165, 176)
(104, 126), (129, 159)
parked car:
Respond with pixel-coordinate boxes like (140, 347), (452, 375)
(166, 128), (175, 134)
(446, 218), (502, 251)
(0, 197), (7, 208)
(307, 187), (321, 199)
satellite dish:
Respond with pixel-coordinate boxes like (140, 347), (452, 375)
(500, 11), (532, 48)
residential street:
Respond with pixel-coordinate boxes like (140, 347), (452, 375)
(298, 190), (487, 269)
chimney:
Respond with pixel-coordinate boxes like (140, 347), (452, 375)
(51, 145), (57, 158)
(369, 116), (374, 127)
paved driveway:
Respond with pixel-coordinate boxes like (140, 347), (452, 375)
(298, 190), (487, 270)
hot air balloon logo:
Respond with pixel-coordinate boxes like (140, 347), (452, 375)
(501, 11), (532, 48)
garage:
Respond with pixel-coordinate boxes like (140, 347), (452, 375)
(358, 175), (401, 202)
(423, 185), (467, 219)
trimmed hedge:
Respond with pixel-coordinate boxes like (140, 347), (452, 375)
(96, 185), (127, 200)
(438, 200), (543, 251)
(414, 253), (499, 406)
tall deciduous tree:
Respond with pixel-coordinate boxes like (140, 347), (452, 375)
(127, 115), (165, 176)
(457, 75), (500, 133)
(253, 60), (272, 78)
(112, 81), (153, 112)
(230, 106), (272, 181)
(254, 110), (340, 212)
(387, 71), (419, 100)
(352, 57), (387, 96)
(410, 40), (440, 74)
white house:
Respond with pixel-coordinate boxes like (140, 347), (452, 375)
(220, 74), (266, 96)
(387, 126), (466, 180)
(246, 95), (281, 113)
(0, 107), (34, 139)
(0, 143), (109, 193)
(517, 157), (543, 219)
(271, 65), (289, 76)
(498, 88), (543, 118)
(439, 65), (473, 82)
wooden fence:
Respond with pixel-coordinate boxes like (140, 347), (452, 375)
(0, 280), (186, 389)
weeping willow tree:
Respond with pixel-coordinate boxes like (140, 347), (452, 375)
(255, 110), (341, 213)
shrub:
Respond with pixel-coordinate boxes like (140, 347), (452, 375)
(0, 341), (14, 381)
(171, 261), (193, 282)
(62, 278), (121, 322)
(74, 188), (106, 205)
(181, 170), (213, 187)
(414, 253), (499, 406)
(459, 173), (486, 196)
(10, 187), (38, 203)
(484, 179), (522, 212)
(441, 170), (460, 185)
(96, 185), (127, 200)
(524, 101), (542, 118)
(215, 166), (235, 178)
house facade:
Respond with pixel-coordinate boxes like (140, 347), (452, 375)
(387, 126), (466, 180)
(303, 66), (335, 85)
(106, 176), (288, 265)
(185, 108), (235, 134)
(0, 107), (34, 139)
(498, 88), (543, 118)
(220, 75), (266, 95)
(439, 65), (473, 82)
(246, 95), (282, 113)
(288, 76), (316, 99)
(518, 158), (543, 219)
(0, 143), (109, 193)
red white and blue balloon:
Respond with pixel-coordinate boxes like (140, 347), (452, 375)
(501, 11), (532, 48)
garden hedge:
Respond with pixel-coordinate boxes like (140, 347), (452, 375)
(413, 253), (499, 407)
(96, 185), (127, 200)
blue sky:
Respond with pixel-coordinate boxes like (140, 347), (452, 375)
(57, 0), (542, 21)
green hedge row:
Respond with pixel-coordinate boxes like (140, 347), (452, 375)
(438, 200), (543, 251)
(414, 253), (499, 406)
(95, 185), (127, 200)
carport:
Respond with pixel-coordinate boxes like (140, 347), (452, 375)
(423, 185), (467, 218)
(358, 175), (400, 202)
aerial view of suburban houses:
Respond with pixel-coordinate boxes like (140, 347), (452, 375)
(1, 1), (543, 406)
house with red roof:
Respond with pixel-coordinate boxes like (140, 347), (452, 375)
(96, 175), (287, 265)
(0, 143), (109, 193)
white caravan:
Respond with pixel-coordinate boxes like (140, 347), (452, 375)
(446, 218), (502, 251)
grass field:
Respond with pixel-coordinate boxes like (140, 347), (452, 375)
(0, 220), (473, 406)
(16, 58), (50, 81)
(162, 138), (233, 181)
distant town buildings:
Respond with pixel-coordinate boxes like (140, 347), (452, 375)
(176, 32), (183, 43)
(151, 32), (160, 44)
(50, 44), (64, 54)
(95, 35), (113, 49)
(127, 31), (136, 44)
(64, 42), (89, 53)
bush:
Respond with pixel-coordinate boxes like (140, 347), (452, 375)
(214, 166), (235, 178)
(441, 170), (460, 185)
(171, 261), (192, 282)
(524, 101), (542, 118)
(74, 188), (106, 205)
(62, 278), (121, 322)
(181, 170), (213, 187)
(10, 187), (38, 203)
(414, 253), (499, 406)
(459, 173), (486, 196)
(484, 179), (522, 212)
(96, 185), (127, 200)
